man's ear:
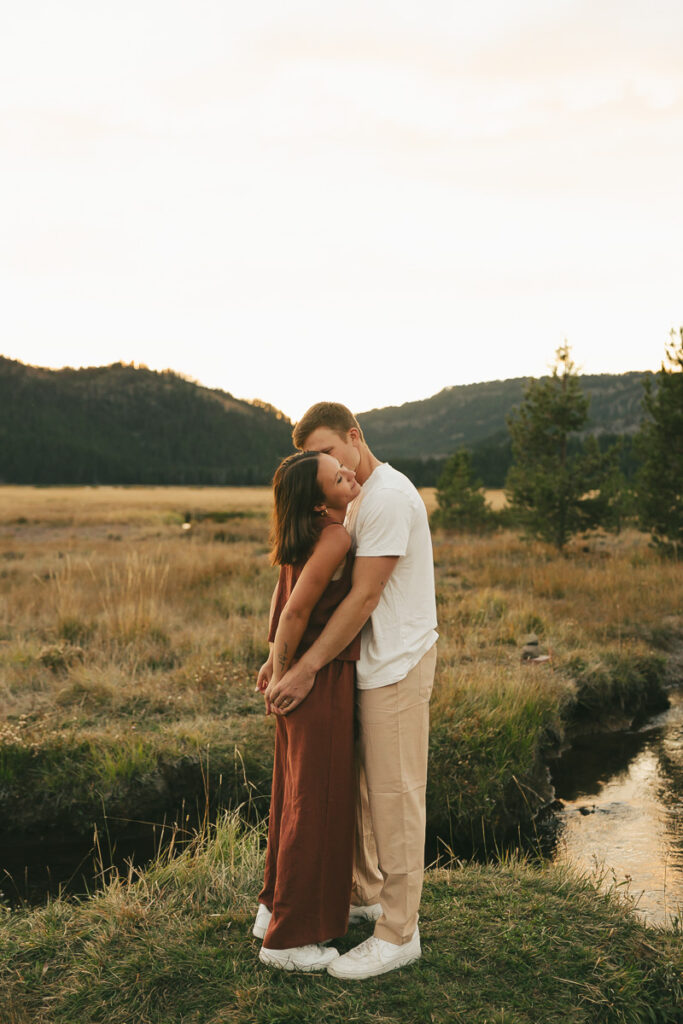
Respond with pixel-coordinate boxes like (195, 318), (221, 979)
(347, 427), (360, 444)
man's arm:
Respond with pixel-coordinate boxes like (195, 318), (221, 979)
(266, 554), (398, 714)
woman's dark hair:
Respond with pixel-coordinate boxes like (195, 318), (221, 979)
(270, 451), (325, 566)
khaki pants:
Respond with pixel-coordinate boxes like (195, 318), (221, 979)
(351, 643), (437, 945)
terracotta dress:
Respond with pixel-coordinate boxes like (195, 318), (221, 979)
(258, 520), (360, 949)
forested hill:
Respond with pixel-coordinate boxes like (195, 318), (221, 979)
(0, 359), (654, 486)
(0, 359), (293, 485)
(356, 371), (653, 486)
(358, 372), (652, 458)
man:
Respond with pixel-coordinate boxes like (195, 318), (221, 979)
(264, 402), (438, 980)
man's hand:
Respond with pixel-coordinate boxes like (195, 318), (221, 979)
(264, 660), (316, 716)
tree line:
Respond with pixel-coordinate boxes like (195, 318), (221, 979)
(431, 332), (683, 556)
(0, 360), (292, 486)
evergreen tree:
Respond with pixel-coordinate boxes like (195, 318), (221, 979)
(635, 328), (683, 557)
(505, 344), (622, 550)
(431, 449), (492, 532)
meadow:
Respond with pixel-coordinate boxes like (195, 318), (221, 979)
(0, 486), (678, 846)
(0, 486), (681, 1022)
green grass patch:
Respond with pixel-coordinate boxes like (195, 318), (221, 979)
(427, 674), (566, 851)
(0, 718), (275, 833)
(1, 813), (680, 1024)
(567, 651), (670, 728)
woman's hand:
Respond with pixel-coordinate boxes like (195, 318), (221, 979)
(256, 655), (275, 714)
(255, 655), (274, 694)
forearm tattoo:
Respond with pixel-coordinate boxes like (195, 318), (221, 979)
(278, 641), (289, 673)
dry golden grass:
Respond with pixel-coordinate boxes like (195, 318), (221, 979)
(483, 488), (508, 511)
(1, 487), (678, 730)
(0, 491), (275, 738)
(0, 485), (274, 526)
(419, 487), (507, 515)
(433, 526), (679, 650)
(0, 486), (680, 837)
(0, 485), (500, 526)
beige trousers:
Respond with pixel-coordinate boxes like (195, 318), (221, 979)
(351, 643), (437, 945)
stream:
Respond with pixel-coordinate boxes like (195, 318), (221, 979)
(2, 689), (682, 927)
(548, 686), (683, 927)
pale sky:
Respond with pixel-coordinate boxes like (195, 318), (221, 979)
(1, 1), (681, 420)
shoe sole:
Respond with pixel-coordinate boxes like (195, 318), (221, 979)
(259, 950), (338, 972)
(327, 951), (421, 980)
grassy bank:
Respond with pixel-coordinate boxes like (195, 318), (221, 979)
(0, 487), (680, 850)
(1, 812), (681, 1024)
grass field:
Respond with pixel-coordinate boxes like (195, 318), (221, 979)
(1, 812), (681, 1024)
(0, 486), (679, 849)
(1, 486), (682, 1022)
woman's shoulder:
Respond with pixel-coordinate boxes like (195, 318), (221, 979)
(314, 519), (351, 553)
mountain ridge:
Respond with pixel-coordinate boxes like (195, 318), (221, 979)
(0, 357), (653, 485)
(357, 371), (652, 459)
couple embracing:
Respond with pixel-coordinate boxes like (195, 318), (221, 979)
(254, 402), (438, 980)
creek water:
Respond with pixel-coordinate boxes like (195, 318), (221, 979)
(547, 685), (683, 927)
(0, 816), (191, 907)
(2, 691), (682, 927)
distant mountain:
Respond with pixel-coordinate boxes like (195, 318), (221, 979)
(358, 372), (653, 459)
(0, 358), (293, 485)
(0, 360), (654, 486)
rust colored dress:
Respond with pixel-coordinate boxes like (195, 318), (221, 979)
(258, 520), (360, 949)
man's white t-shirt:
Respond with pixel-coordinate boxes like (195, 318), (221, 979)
(345, 463), (438, 689)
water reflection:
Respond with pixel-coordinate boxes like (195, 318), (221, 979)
(550, 687), (683, 927)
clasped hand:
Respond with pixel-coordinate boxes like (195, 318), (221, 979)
(256, 658), (316, 716)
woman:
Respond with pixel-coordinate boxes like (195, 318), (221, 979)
(254, 450), (361, 971)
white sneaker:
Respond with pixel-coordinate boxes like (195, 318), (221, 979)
(348, 902), (382, 924)
(252, 903), (272, 939)
(259, 943), (340, 972)
(327, 928), (421, 980)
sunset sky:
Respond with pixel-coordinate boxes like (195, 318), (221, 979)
(2, 1), (681, 420)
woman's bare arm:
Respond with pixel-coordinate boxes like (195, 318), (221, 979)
(266, 525), (351, 713)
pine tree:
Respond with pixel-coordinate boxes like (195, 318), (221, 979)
(505, 344), (622, 550)
(635, 328), (683, 557)
(431, 449), (492, 532)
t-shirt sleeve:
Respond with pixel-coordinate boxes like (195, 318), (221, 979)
(355, 488), (414, 558)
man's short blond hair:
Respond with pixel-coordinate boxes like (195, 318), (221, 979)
(292, 402), (365, 450)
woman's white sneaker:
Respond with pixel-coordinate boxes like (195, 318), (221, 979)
(259, 943), (340, 971)
(327, 928), (421, 980)
(252, 903), (272, 939)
